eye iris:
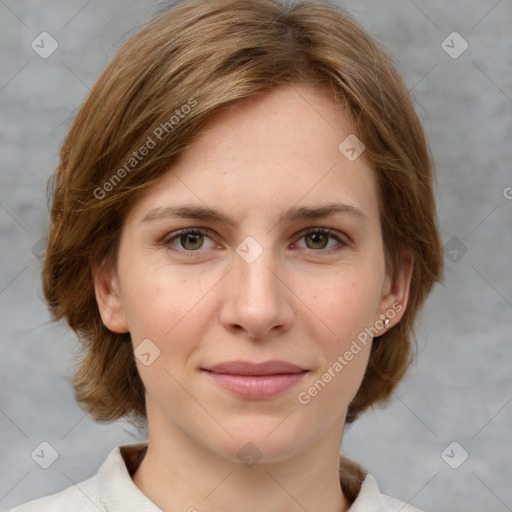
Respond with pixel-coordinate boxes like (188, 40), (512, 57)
(306, 232), (328, 249)
(181, 233), (203, 250)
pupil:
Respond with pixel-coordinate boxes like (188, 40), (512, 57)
(183, 233), (202, 250)
(308, 233), (327, 249)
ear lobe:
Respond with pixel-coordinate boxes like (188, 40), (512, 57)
(93, 262), (129, 334)
(378, 250), (414, 327)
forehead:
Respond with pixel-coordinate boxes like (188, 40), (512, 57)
(125, 84), (380, 228)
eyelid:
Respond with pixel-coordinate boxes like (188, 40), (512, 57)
(160, 226), (348, 256)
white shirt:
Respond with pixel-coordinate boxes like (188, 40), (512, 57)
(4, 443), (426, 511)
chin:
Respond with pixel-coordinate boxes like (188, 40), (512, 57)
(209, 426), (308, 467)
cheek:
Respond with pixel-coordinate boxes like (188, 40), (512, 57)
(123, 269), (206, 384)
(119, 254), (191, 335)
(306, 269), (382, 345)
(296, 275), (376, 411)
(120, 259), (221, 370)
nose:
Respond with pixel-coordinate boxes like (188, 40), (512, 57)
(219, 242), (294, 341)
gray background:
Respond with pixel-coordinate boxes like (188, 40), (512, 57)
(1, 0), (511, 511)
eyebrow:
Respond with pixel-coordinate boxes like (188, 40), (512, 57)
(141, 202), (369, 227)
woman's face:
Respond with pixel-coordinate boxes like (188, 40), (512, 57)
(96, 83), (410, 464)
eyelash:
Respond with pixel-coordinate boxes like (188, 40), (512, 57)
(160, 227), (347, 257)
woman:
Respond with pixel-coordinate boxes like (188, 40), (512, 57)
(7, 0), (444, 510)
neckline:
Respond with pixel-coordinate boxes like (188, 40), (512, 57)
(118, 443), (367, 504)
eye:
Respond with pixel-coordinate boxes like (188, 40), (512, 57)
(294, 227), (346, 252)
(161, 228), (215, 254)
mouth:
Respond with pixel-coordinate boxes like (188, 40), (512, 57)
(202, 360), (308, 376)
(201, 360), (309, 399)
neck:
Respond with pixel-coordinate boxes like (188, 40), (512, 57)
(131, 409), (352, 512)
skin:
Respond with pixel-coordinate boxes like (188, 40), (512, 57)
(95, 83), (412, 512)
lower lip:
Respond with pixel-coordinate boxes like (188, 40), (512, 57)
(203, 371), (308, 399)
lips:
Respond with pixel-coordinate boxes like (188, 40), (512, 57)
(201, 360), (309, 399)
(203, 360), (307, 376)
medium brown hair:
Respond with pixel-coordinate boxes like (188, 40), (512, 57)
(42, 0), (444, 428)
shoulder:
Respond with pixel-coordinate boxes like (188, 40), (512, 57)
(351, 473), (428, 512)
(3, 473), (101, 512)
(380, 493), (427, 512)
(339, 454), (429, 512)
(4, 443), (151, 512)
(3, 443), (127, 512)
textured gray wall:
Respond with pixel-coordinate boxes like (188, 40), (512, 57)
(1, 1), (511, 511)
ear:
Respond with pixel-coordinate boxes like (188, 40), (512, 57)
(92, 260), (129, 334)
(375, 249), (414, 332)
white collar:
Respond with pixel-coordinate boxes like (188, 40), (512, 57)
(97, 443), (386, 511)
(97, 443), (160, 511)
